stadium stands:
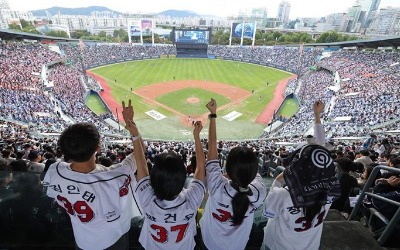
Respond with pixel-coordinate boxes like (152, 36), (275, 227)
(0, 40), (399, 249)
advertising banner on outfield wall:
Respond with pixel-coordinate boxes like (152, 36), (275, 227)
(231, 22), (255, 39)
(141, 19), (153, 37)
(231, 23), (242, 38)
(130, 20), (141, 37)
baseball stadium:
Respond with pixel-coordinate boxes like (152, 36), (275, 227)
(0, 19), (399, 250)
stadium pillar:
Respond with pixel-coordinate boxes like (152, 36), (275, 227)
(240, 21), (245, 46)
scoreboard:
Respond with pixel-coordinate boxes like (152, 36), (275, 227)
(173, 27), (211, 46)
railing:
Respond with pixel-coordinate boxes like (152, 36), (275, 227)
(348, 166), (400, 246)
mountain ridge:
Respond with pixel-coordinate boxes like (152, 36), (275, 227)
(31, 6), (205, 17)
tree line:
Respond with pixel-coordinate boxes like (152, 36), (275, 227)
(8, 19), (358, 45)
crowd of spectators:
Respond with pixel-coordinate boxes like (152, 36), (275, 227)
(0, 114), (399, 247)
(85, 75), (103, 92)
(59, 43), (177, 69)
(0, 43), (60, 90)
(207, 45), (321, 74)
(0, 41), (399, 248)
(49, 64), (116, 133)
(270, 51), (400, 138)
(318, 51), (400, 136)
(272, 70), (335, 137)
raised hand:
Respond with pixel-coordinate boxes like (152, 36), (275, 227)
(387, 176), (400, 187)
(313, 100), (325, 115)
(206, 98), (217, 114)
(193, 121), (203, 136)
(122, 99), (134, 123)
(122, 99), (139, 136)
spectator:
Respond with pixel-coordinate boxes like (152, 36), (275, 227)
(199, 99), (266, 250)
(124, 99), (206, 250)
(331, 158), (359, 211)
(27, 150), (45, 173)
(44, 122), (141, 250)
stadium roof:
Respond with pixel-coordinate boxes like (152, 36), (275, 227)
(306, 36), (400, 49)
(0, 29), (78, 42)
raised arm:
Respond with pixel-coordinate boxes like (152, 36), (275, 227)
(313, 100), (326, 146)
(206, 98), (218, 161)
(193, 121), (205, 182)
(122, 99), (148, 180)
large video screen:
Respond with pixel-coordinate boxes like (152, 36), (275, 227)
(174, 30), (210, 44)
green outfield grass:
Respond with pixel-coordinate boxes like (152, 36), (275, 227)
(86, 94), (108, 115)
(279, 98), (299, 118)
(91, 59), (292, 140)
(156, 88), (231, 116)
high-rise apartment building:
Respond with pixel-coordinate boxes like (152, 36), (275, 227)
(354, 0), (381, 27)
(277, 1), (291, 24)
(0, 0), (10, 10)
(368, 7), (400, 35)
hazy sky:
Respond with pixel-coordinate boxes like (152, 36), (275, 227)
(8, 0), (400, 19)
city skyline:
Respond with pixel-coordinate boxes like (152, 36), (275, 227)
(7, 0), (400, 19)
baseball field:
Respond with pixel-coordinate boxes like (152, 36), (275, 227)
(88, 58), (294, 140)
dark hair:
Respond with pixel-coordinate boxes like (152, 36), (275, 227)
(303, 205), (323, 222)
(0, 159), (11, 185)
(43, 152), (55, 159)
(335, 158), (354, 173)
(352, 162), (364, 173)
(389, 157), (400, 166)
(58, 123), (100, 162)
(2, 149), (11, 158)
(99, 157), (113, 167)
(16, 151), (24, 160)
(10, 159), (27, 171)
(43, 158), (57, 173)
(345, 151), (355, 161)
(225, 146), (258, 226)
(150, 152), (186, 200)
(13, 173), (42, 201)
(364, 163), (382, 184)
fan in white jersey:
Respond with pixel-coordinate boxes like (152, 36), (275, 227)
(261, 101), (341, 250)
(199, 98), (267, 250)
(122, 100), (206, 250)
(44, 122), (142, 250)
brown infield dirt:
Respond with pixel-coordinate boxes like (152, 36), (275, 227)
(133, 80), (251, 126)
(86, 71), (293, 127)
(186, 97), (200, 104)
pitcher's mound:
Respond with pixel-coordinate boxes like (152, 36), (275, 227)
(187, 97), (200, 104)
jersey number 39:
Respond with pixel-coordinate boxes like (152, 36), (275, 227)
(57, 195), (94, 223)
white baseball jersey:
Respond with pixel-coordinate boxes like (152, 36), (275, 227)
(262, 180), (332, 250)
(135, 176), (205, 250)
(200, 160), (267, 250)
(44, 154), (141, 250)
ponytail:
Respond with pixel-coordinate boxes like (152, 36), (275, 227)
(231, 190), (251, 226)
(226, 146), (258, 226)
(303, 204), (323, 222)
